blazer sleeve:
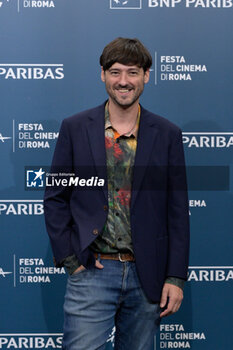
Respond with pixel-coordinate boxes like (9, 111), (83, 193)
(166, 128), (190, 280)
(44, 119), (74, 266)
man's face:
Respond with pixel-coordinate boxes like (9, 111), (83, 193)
(101, 62), (150, 109)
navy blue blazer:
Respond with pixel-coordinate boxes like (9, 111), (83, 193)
(44, 102), (190, 302)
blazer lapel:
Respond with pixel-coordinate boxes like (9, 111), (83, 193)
(131, 106), (159, 209)
(86, 103), (108, 201)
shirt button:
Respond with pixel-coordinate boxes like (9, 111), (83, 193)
(115, 188), (119, 192)
(115, 212), (119, 216)
(118, 237), (122, 241)
(93, 229), (99, 235)
(103, 205), (108, 211)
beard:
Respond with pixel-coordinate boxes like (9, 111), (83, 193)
(105, 83), (144, 109)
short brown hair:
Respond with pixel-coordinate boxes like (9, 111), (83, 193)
(100, 37), (152, 72)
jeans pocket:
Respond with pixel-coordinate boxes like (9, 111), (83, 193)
(70, 266), (86, 278)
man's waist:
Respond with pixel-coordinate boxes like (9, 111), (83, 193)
(93, 252), (135, 262)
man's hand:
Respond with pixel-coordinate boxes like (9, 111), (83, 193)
(72, 260), (104, 275)
(160, 283), (183, 318)
(95, 260), (104, 269)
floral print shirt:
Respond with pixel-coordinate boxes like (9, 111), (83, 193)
(90, 102), (140, 254)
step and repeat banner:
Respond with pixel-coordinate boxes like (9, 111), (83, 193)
(0, 1), (232, 349)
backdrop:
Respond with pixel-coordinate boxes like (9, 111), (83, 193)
(0, 1), (232, 349)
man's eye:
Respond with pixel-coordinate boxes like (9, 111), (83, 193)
(110, 71), (119, 75)
(129, 71), (138, 75)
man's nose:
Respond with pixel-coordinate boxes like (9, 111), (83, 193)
(118, 72), (128, 86)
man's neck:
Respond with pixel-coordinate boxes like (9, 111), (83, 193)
(108, 99), (139, 126)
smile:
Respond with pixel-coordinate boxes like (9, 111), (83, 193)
(117, 88), (133, 93)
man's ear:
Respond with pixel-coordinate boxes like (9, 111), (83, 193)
(101, 67), (105, 82)
(144, 69), (150, 84)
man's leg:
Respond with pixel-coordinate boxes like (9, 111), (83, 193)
(114, 262), (161, 350)
(62, 261), (120, 350)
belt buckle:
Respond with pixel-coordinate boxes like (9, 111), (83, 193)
(118, 253), (127, 262)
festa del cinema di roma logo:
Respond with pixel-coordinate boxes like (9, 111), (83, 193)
(0, 0), (58, 10)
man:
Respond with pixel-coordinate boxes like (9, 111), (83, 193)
(44, 38), (190, 350)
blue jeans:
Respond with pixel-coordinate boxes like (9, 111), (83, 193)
(62, 258), (161, 350)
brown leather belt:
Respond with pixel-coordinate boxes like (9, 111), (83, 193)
(94, 252), (135, 262)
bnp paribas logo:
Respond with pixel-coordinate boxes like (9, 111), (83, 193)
(110, 0), (142, 9)
(0, 0), (10, 8)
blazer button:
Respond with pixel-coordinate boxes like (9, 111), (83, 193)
(103, 205), (108, 211)
(93, 229), (99, 235)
